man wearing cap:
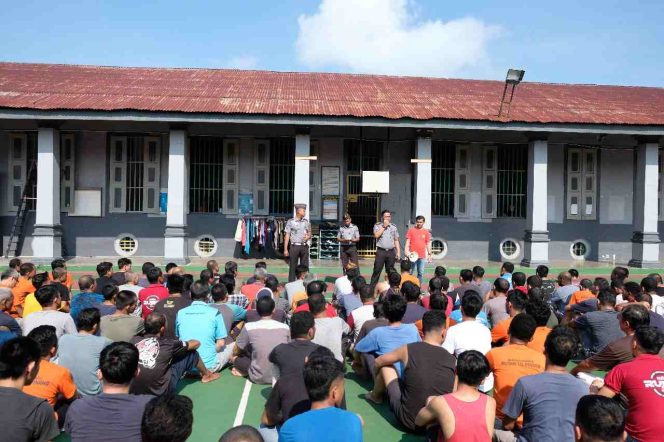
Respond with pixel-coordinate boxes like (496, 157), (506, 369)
(371, 210), (401, 287)
(338, 213), (360, 273)
(284, 203), (311, 282)
(404, 215), (433, 286)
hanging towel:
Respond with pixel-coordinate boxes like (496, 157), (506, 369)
(234, 219), (244, 242)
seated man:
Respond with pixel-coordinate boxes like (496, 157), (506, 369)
(0, 337), (59, 441)
(246, 288), (287, 323)
(100, 290), (145, 342)
(23, 285), (77, 338)
(491, 291), (528, 346)
(448, 288), (490, 328)
(575, 395), (625, 442)
(24, 326), (78, 427)
(400, 281), (427, 324)
(0, 288), (22, 335)
(138, 266), (169, 320)
(294, 280), (337, 317)
(524, 296), (553, 353)
(572, 290), (624, 356)
(152, 273), (192, 339)
(141, 394), (194, 442)
(64, 342), (154, 441)
(269, 311), (320, 378)
(209, 282), (246, 324)
(130, 312), (219, 395)
(310, 292), (352, 363)
(367, 311), (456, 432)
(482, 278), (510, 328)
(415, 350), (495, 441)
(231, 296), (290, 384)
(347, 285), (377, 340)
(69, 275), (103, 326)
(285, 265), (309, 304)
(336, 276), (365, 320)
(279, 351), (363, 442)
(399, 259), (420, 288)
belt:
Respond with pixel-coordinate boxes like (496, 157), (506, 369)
(291, 243), (307, 246)
(341, 243), (356, 247)
(377, 247), (394, 252)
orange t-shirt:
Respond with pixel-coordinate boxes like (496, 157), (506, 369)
(526, 326), (552, 353)
(400, 274), (420, 288)
(415, 316), (452, 338)
(23, 360), (77, 406)
(11, 277), (35, 317)
(491, 317), (512, 345)
(487, 343), (546, 424)
(568, 289), (595, 306)
(48, 271), (74, 291)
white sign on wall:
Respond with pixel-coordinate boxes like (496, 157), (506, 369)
(362, 171), (390, 193)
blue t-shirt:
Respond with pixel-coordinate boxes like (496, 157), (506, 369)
(279, 407), (362, 442)
(176, 301), (227, 369)
(70, 293), (104, 325)
(449, 310), (490, 328)
(355, 324), (420, 375)
(223, 302), (247, 322)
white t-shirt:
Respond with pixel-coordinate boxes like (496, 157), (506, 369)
(118, 284), (143, 317)
(650, 294), (664, 316)
(312, 317), (351, 362)
(333, 276), (353, 298)
(348, 304), (375, 339)
(442, 319), (494, 392)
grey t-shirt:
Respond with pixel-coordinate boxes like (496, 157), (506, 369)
(58, 332), (112, 396)
(374, 223), (399, 250)
(503, 372), (588, 442)
(236, 319), (290, 384)
(472, 280), (493, 298)
(23, 310), (77, 339)
(312, 317), (351, 362)
(100, 314), (145, 342)
(482, 295), (509, 327)
(574, 310), (625, 354)
(0, 386), (60, 442)
(285, 217), (311, 243)
(284, 280), (305, 303)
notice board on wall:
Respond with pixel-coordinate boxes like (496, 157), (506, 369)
(69, 189), (102, 217)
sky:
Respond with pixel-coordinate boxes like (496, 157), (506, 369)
(1, 0), (663, 86)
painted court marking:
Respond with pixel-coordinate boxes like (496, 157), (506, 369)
(233, 379), (253, 426)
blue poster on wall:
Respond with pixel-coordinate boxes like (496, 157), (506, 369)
(159, 192), (168, 213)
(239, 193), (254, 215)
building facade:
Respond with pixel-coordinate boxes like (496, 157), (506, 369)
(1, 63), (663, 266)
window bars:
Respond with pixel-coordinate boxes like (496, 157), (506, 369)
(189, 137), (224, 213)
(432, 141), (455, 217)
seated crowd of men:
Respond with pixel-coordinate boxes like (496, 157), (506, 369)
(0, 256), (662, 442)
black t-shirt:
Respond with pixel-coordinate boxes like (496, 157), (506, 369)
(541, 279), (556, 302)
(246, 309), (287, 324)
(111, 272), (127, 286)
(650, 311), (664, 331)
(0, 386), (60, 441)
(153, 296), (193, 339)
(0, 311), (21, 335)
(96, 276), (116, 292)
(269, 340), (320, 378)
(130, 334), (189, 395)
(51, 281), (71, 302)
(448, 284), (477, 304)
(264, 373), (311, 425)
(401, 342), (456, 429)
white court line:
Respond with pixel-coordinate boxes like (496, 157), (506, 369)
(233, 379), (253, 426)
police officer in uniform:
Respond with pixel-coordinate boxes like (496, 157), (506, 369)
(338, 213), (360, 273)
(284, 203), (311, 282)
(370, 209), (401, 287)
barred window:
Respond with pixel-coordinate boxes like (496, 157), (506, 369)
(269, 138), (295, 214)
(345, 139), (381, 173)
(108, 135), (160, 213)
(189, 137), (224, 213)
(432, 141), (455, 216)
(126, 137), (145, 212)
(497, 144), (528, 218)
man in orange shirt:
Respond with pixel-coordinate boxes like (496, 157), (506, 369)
(487, 313), (546, 429)
(24, 325), (78, 427)
(566, 279), (595, 307)
(48, 259), (74, 291)
(11, 262), (36, 318)
(399, 260), (420, 288)
(492, 291), (528, 346)
(525, 297), (552, 353)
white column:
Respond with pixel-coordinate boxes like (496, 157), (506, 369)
(521, 139), (549, 266)
(629, 141), (660, 267)
(414, 135), (432, 229)
(163, 129), (189, 264)
(32, 127), (62, 261)
(294, 131), (311, 219)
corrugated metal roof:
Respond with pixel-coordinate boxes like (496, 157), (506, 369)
(0, 62), (663, 126)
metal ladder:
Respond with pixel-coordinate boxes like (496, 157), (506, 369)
(4, 162), (37, 258)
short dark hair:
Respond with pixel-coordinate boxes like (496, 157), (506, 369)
(210, 283), (228, 302)
(165, 263), (178, 273)
(507, 290), (528, 311)
(142, 394), (193, 442)
(594, 278), (610, 293)
(472, 266), (485, 278)
(142, 262), (156, 275)
(264, 275), (279, 292)
(373, 301), (386, 319)
(459, 269), (473, 283)
(219, 425), (263, 442)
(190, 281), (210, 301)
(544, 326), (579, 367)
(624, 281), (641, 297)
(295, 265), (309, 279)
(501, 262), (514, 273)
(526, 275), (542, 288)
(620, 304), (650, 330)
(400, 281), (420, 302)
(31, 272), (49, 290)
(460, 290), (482, 318)
(96, 261), (113, 277)
(147, 267), (163, 284)
(303, 351), (345, 402)
(256, 296), (275, 317)
(51, 258), (66, 270)
(575, 395), (625, 442)
(388, 271), (401, 287)
(27, 325), (58, 357)
(346, 267), (360, 280)
(456, 350), (490, 386)
(167, 273), (185, 294)
(422, 310), (446, 334)
(0, 337), (40, 380)
(306, 281), (326, 297)
(535, 265), (549, 278)
(99, 342), (139, 385)
(383, 294), (407, 323)
(429, 293), (449, 312)
(101, 283), (119, 302)
(115, 290), (137, 310)
(597, 289), (616, 307)
(381, 209), (391, 217)
(415, 215), (425, 222)
(8, 258), (22, 270)
(528, 287), (543, 301)
(641, 276), (658, 293)
(434, 266), (447, 277)
(307, 293), (327, 315)
(512, 272), (526, 287)
(255, 261), (267, 269)
(578, 278), (592, 290)
(359, 285), (373, 302)
(117, 257), (132, 269)
(648, 272), (663, 285)
(290, 311), (315, 338)
(428, 277), (443, 292)
(494, 277), (510, 294)
(526, 297), (551, 327)
(508, 313), (537, 342)
(350, 276), (365, 293)
(199, 269), (212, 282)
(182, 274), (194, 293)
(224, 261), (238, 275)
(35, 285), (59, 307)
(568, 268), (579, 278)
(220, 274), (235, 294)
(634, 326), (664, 355)
(19, 262), (35, 276)
(611, 266), (629, 282)
(78, 308), (101, 332)
(144, 312), (166, 335)
(400, 259), (411, 272)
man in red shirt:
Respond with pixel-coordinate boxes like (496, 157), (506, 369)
(241, 268), (267, 305)
(138, 267), (169, 320)
(598, 326), (664, 442)
(293, 281), (337, 318)
(404, 215), (432, 287)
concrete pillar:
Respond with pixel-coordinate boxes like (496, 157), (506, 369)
(521, 139), (549, 266)
(294, 131), (311, 219)
(164, 129), (189, 264)
(32, 127), (62, 262)
(414, 135), (432, 229)
(629, 141), (660, 268)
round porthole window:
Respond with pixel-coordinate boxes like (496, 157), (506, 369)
(114, 234), (138, 257)
(430, 237), (449, 260)
(499, 238), (521, 261)
(570, 240), (590, 260)
(194, 235), (218, 258)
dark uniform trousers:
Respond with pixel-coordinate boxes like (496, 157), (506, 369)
(370, 247), (396, 286)
(289, 244), (309, 282)
(340, 244), (359, 273)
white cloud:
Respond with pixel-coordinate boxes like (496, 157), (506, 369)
(296, 0), (502, 78)
(224, 55), (259, 70)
